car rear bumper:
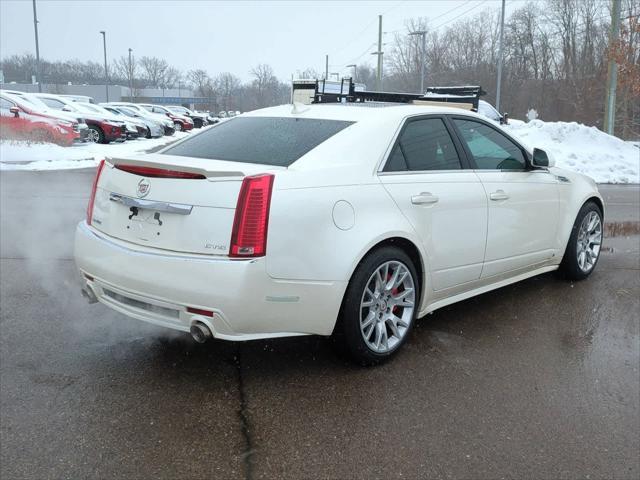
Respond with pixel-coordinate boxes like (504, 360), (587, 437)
(74, 221), (344, 340)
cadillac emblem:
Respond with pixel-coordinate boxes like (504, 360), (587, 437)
(137, 178), (150, 198)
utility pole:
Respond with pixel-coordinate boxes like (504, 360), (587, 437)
(32, 0), (42, 92)
(128, 48), (133, 100)
(372, 15), (383, 90)
(604, 0), (622, 135)
(99, 31), (109, 101)
(409, 30), (427, 94)
(495, 0), (506, 112)
(325, 54), (329, 80)
(346, 64), (357, 81)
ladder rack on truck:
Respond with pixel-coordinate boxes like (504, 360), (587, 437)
(310, 78), (485, 111)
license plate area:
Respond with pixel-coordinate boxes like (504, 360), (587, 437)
(126, 207), (165, 242)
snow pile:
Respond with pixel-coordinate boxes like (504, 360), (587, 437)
(0, 131), (191, 171)
(505, 120), (639, 184)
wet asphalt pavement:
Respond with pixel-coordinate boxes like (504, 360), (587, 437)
(1, 171), (638, 479)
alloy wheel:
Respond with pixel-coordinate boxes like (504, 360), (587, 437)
(576, 210), (602, 273)
(86, 128), (100, 143)
(360, 260), (415, 353)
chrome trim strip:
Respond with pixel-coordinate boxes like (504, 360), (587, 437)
(109, 193), (193, 215)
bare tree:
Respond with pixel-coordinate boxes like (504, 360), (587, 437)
(139, 56), (168, 87)
(250, 64), (279, 108)
(112, 54), (139, 96)
(215, 72), (241, 111)
(297, 68), (322, 79)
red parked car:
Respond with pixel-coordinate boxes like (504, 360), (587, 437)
(34, 93), (126, 144)
(139, 104), (194, 132)
(0, 93), (85, 146)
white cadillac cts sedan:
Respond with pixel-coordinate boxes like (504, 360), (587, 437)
(75, 104), (604, 364)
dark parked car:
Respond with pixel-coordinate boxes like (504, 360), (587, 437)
(166, 105), (208, 128)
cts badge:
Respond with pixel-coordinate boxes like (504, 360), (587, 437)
(137, 178), (150, 198)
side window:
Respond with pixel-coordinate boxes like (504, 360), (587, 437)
(384, 118), (462, 172)
(453, 119), (525, 170)
(40, 97), (65, 110)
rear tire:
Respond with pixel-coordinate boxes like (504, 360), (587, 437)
(145, 127), (152, 139)
(560, 201), (603, 281)
(334, 246), (419, 366)
(174, 121), (182, 132)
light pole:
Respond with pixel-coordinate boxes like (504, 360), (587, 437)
(99, 31), (109, 101)
(346, 64), (357, 81)
(128, 48), (133, 100)
(32, 0), (42, 92)
(373, 14), (383, 90)
(496, 0), (506, 112)
(409, 30), (427, 94)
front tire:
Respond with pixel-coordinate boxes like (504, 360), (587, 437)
(560, 201), (603, 280)
(86, 126), (105, 144)
(173, 121), (182, 132)
(335, 246), (419, 365)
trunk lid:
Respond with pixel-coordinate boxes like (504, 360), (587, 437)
(91, 154), (281, 255)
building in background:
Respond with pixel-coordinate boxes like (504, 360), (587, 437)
(0, 82), (208, 109)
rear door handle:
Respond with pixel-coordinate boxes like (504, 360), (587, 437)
(489, 190), (509, 201)
(411, 192), (439, 205)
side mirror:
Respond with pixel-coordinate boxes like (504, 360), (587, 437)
(532, 148), (555, 168)
(9, 106), (19, 117)
(500, 112), (509, 125)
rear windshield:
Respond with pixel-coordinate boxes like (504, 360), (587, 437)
(162, 117), (354, 167)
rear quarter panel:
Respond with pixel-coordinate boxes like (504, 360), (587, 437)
(265, 179), (425, 284)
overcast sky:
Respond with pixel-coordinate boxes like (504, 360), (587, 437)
(1, 0), (528, 81)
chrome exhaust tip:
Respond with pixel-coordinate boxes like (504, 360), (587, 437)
(190, 321), (213, 343)
(81, 286), (98, 304)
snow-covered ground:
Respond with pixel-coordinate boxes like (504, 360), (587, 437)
(504, 120), (639, 184)
(1, 118), (638, 183)
(0, 131), (191, 171)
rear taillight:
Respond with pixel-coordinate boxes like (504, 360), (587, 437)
(229, 174), (274, 258)
(86, 159), (106, 226)
(114, 164), (206, 179)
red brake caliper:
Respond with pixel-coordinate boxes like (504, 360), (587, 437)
(388, 273), (401, 315)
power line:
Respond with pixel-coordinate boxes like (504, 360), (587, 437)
(430, 0), (489, 30)
(329, 1), (407, 63)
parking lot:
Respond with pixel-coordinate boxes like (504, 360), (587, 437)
(1, 170), (638, 479)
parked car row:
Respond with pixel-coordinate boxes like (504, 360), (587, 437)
(218, 110), (241, 118)
(0, 90), (220, 146)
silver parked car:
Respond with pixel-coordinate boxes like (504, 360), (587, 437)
(101, 105), (164, 138)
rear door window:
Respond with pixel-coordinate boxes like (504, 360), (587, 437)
(383, 117), (462, 172)
(163, 117), (354, 167)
